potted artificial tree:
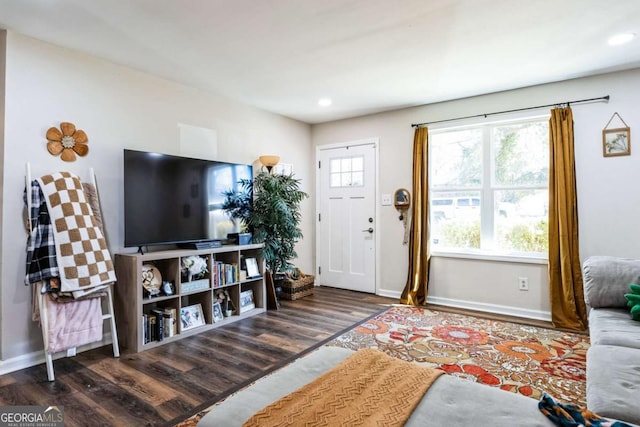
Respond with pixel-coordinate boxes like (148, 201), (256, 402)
(222, 171), (309, 306)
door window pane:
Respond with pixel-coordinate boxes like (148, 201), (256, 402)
(329, 155), (364, 188)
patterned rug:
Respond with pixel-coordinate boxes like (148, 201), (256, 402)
(326, 305), (590, 406)
(174, 305), (590, 425)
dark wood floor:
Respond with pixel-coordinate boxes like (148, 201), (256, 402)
(0, 287), (394, 427)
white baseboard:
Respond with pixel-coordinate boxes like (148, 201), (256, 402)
(377, 290), (551, 322)
(426, 296), (552, 322)
(377, 289), (402, 299)
(0, 333), (115, 376)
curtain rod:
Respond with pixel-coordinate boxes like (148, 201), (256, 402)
(411, 95), (610, 128)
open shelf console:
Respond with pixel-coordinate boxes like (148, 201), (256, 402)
(114, 243), (265, 353)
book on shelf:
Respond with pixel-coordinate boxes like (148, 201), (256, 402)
(149, 314), (157, 342)
(163, 308), (177, 338)
(213, 261), (239, 287)
(142, 314), (148, 345)
(151, 309), (164, 342)
(143, 309), (176, 344)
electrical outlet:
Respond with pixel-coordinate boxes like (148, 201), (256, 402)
(518, 277), (529, 291)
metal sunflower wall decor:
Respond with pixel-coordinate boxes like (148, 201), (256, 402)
(46, 122), (89, 162)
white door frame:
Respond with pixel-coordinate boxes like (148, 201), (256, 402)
(315, 138), (380, 295)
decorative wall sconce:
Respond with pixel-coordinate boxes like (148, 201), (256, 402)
(259, 155), (280, 173)
(394, 188), (411, 245)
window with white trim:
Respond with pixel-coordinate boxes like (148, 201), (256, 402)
(429, 117), (549, 257)
(330, 156), (364, 188)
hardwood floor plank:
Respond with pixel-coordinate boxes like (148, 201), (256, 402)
(154, 396), (198, 423)
(122, 358), (214, 404)
(61, 366), (165, 426)
(87, 359), (189, 405)
(47, 392), (116, 427)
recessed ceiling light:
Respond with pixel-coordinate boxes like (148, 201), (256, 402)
(318, 98), (332, 107)
(608, 33), (636, 46)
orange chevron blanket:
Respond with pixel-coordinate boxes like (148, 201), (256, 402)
(242, 348), (444, 427)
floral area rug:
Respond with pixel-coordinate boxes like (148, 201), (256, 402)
(326, 305), (590, 406)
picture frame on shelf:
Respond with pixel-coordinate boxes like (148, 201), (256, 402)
(212, 302), (224, 323)
(180, 304), (205, 331)
(239, 289), (255, 313)
(245, 258), (260, 278)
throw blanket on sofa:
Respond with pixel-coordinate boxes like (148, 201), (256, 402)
(36, 172), (115, 297)
(243, 348), (444, 427)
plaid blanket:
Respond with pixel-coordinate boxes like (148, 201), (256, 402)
(24, 180), (59, 285)
(36, 172), (115, 297)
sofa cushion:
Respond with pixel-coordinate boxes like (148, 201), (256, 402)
(589, 308), (640, 349)
(587, 345), (640, 425)
(583, 256), (640, 309)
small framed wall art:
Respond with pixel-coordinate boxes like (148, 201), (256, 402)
(602, 112), (631, 157)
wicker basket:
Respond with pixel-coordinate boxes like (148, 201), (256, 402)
(279, 269), (314, 300)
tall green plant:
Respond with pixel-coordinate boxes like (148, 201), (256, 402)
(222, 172), (308, 274)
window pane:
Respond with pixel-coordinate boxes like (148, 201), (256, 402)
(330, 173), (341, 187)
(430, 191), (481, 250)
(341, 158), (352, 172)
(429, 118), (548, 256)
(351, 171), (364, 186)
(341, 173), (352, 187)
(494, 189), (548, 253)
(493, 121), (549, 187)
(330, 159), (341, 173)
(352, 156), (364, 171)
(431, 129), (483, 189)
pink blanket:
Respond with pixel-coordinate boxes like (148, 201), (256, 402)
(43, 294), (103, 354)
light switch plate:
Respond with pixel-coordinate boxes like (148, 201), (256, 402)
(381, 194), (392, 206)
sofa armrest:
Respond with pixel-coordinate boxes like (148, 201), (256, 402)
(583, 256), (640, 309)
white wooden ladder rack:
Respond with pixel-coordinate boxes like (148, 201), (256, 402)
(26, 164), (120, 381)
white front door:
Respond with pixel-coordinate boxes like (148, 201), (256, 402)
(317, 141), (377, 293)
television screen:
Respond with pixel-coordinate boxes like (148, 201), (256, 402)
(123, 149), (252, 248)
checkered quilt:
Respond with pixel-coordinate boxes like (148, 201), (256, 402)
(37, 172), (116, 296)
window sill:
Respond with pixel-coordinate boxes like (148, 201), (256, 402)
(431, 250), (548, 265)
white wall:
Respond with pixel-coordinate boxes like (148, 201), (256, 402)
(0, 31), (6, 358)
(0, 31), (313, 363)
(312, 68), (640, 320)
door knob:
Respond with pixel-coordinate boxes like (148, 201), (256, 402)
(362, 227), (374, 233)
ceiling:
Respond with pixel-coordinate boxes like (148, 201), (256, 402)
(1, 0), (640, 124)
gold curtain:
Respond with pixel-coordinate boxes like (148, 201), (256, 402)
(548, 107), (587, 331)
(400, 127), (430, 305)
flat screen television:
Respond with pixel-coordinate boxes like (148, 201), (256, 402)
(123, 149), (252, 248)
